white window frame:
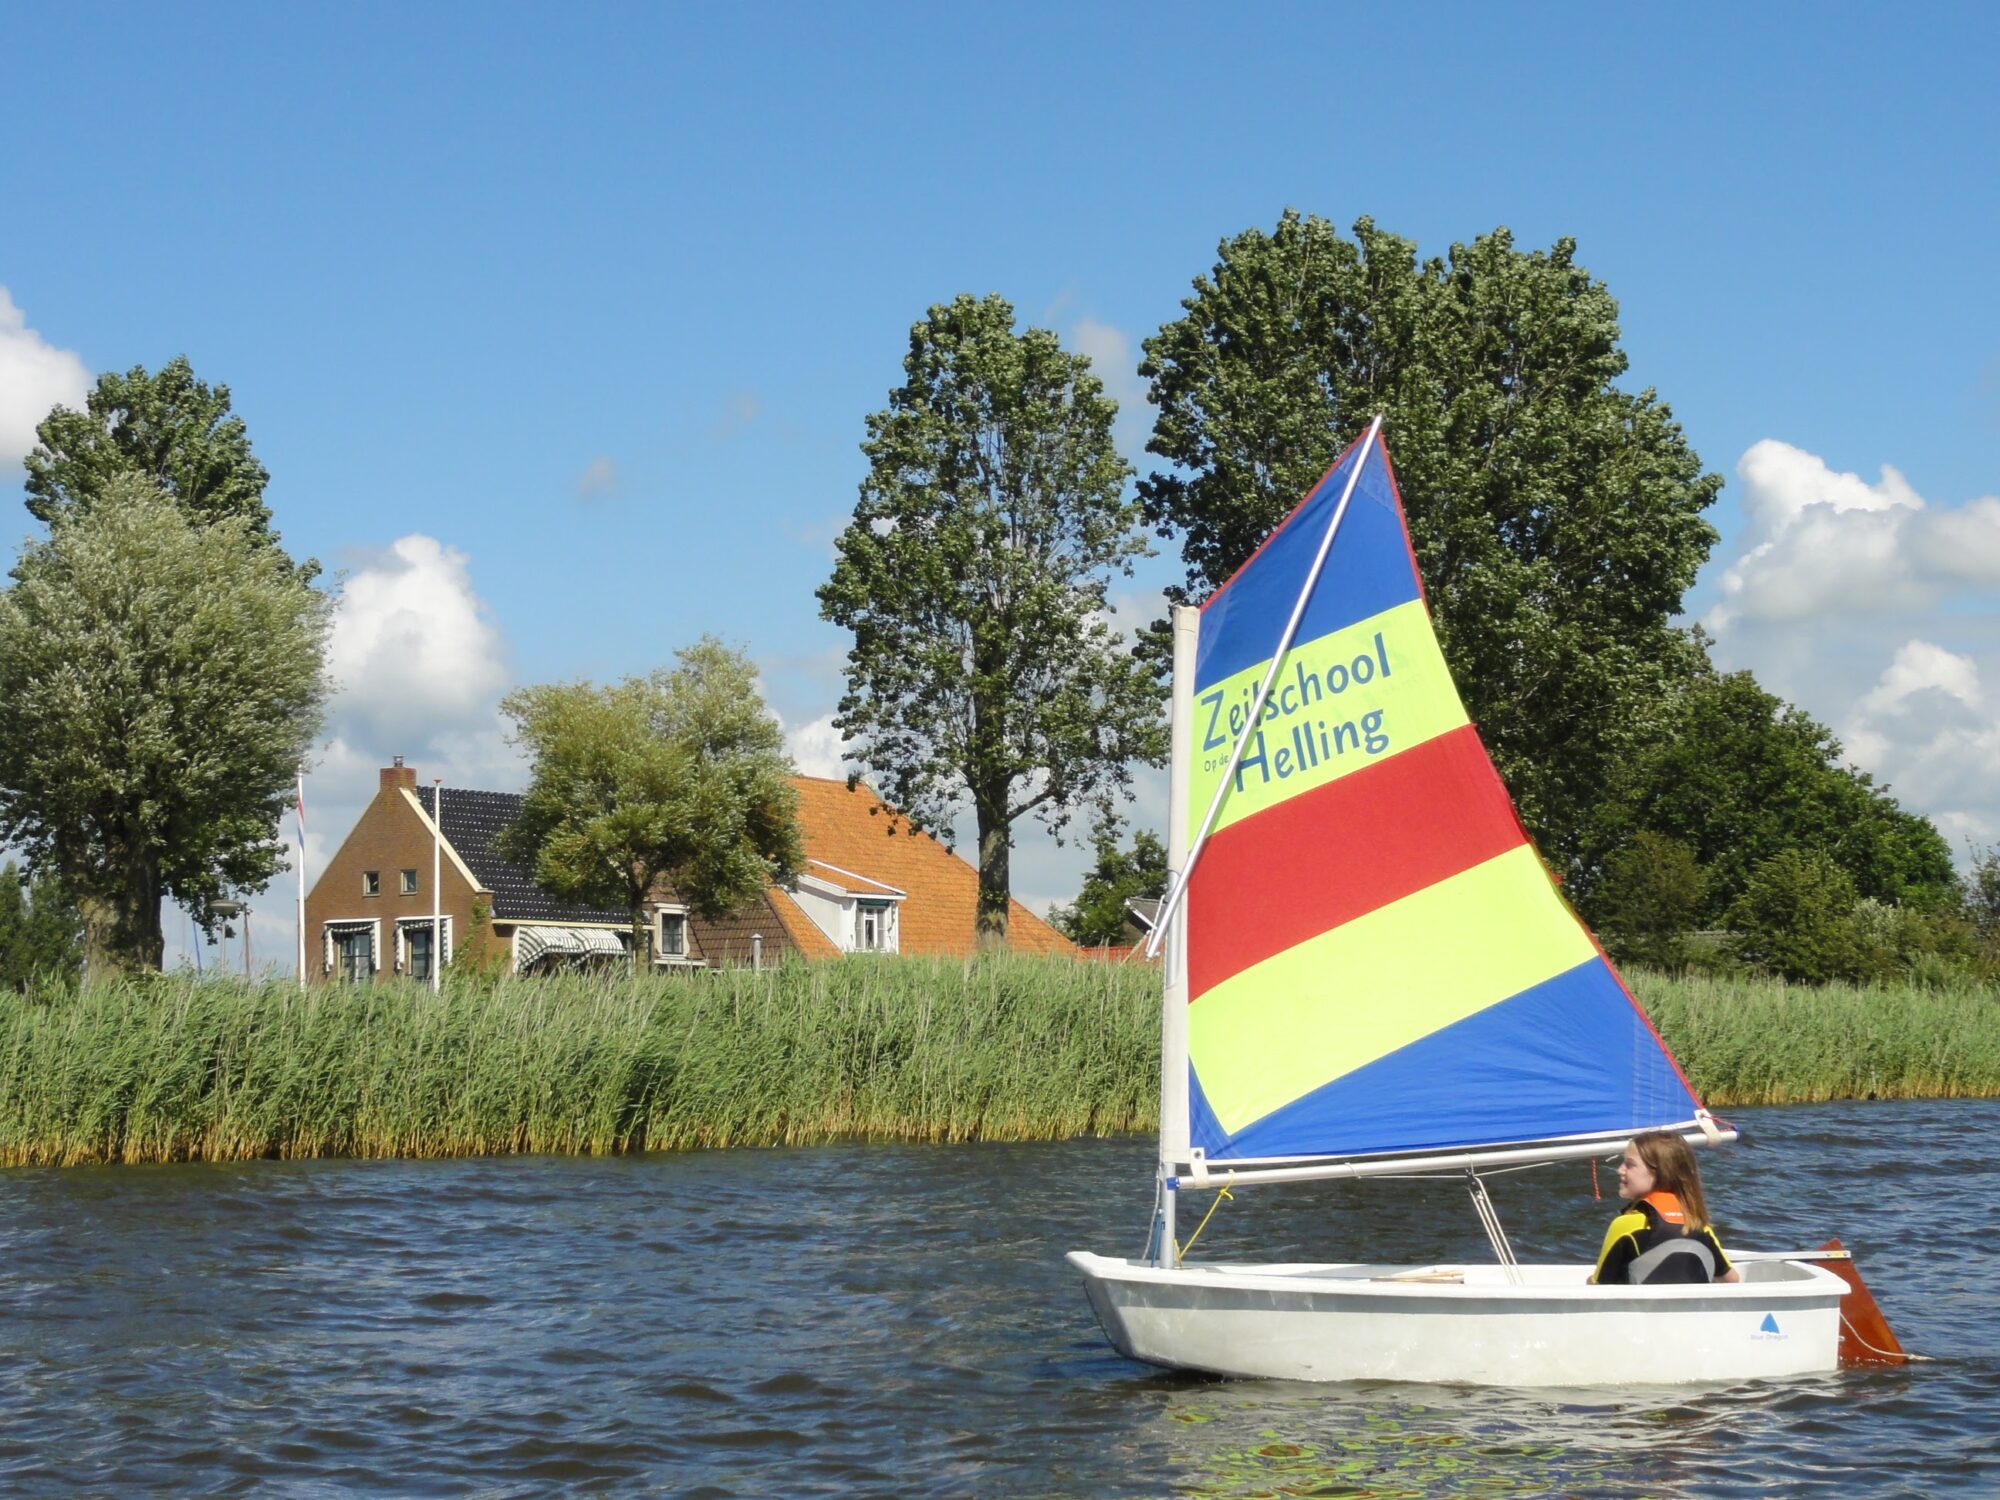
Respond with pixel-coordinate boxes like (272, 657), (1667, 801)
(654, 905), (690, 963)
(395, 916), (453, 978)
(856, 899), (891, 953)
(400, 869), (419, 895)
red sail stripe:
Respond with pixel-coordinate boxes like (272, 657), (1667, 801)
(1186, 724), (1528, 1001)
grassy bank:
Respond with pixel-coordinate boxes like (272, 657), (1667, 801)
(0, 959), (1993, 1166)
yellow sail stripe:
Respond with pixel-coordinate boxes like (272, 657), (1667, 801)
(1187, 845), (1597, 1137)
(1189, 597), (1470, 841)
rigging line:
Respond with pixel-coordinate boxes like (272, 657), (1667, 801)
(1145, 413), (1385, 958)
(1176, 1181), (1235, 1259)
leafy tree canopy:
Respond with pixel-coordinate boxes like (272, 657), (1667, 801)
(819, 293), (1165, 950)
(0, 474), (332, 979)
(1585, 668), (1958, 922)
(1140, 212), (1719, 865)
(1592, 831), (1705, 973)
(0, 862), (83, 994)
(1727, 849), (1861, 985)
(499, 638), (805, 961)
(1050, 811), (1167, 948)
(23, 354), (314, 577)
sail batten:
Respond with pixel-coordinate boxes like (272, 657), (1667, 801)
(1172, 430), (1704, 1167)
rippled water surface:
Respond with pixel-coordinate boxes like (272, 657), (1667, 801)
(2, 1098), (1995, 1496)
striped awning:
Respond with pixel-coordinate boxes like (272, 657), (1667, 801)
(516, 925), (628, 967)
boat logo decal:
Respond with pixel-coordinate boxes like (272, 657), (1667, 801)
(1754, 1313), (1785, 1340)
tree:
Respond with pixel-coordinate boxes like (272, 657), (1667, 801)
(499, 638), (805, 966)
(23, 354), (313, 576)
(1139, 212), (1720, 869)
(1583, 669), (1958, 922)
(1727, 849), (1861, 985)
(819, 294), (1166, 950)
(1049, 811), (1167, 948)
(0, 475), (332, 979)
(0, 862), (83, 994)
(1592, 832), (1706, 973)
(1965, 842), (2000, 940)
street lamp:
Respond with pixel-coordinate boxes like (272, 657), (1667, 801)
(211, 900), (250, 978)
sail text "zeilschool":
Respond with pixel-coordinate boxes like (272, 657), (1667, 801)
(1199, 632), (1395, 791)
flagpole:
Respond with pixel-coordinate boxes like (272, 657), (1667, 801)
(432, 777), (443, 993)
(296, 769), (308, 989)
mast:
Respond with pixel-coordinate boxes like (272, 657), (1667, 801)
(1155, 605), (1199, 1265)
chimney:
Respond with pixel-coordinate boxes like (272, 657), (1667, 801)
(382, 756), (417, 792)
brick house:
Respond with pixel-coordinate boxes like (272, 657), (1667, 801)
(303, 761), (1074, 981)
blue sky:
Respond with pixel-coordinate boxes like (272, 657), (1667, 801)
(3, 4), (1997, 969)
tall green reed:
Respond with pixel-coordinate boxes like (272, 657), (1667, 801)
(0, 960), (1991, 1167)
(0, 955), (1159, 1166)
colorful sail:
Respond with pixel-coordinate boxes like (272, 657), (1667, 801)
(1177, 430), (1702, 1164)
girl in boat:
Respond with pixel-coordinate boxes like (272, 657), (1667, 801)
(1591, 1131), (1742, 1285)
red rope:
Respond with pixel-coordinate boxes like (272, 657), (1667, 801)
(1590, 1158), (1602, 1201)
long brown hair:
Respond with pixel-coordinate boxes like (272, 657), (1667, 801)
(1630, 1130), (1713, 1231)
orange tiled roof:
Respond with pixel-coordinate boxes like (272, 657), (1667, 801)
(787, 777), (1076, 957)
(766, 887), (843, 959)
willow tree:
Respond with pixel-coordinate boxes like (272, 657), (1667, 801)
(499, 638), (805, 968)
(819, 293), (1164, 950)
(0, 474), (331, 978)
(1140, 213), (1721, 869)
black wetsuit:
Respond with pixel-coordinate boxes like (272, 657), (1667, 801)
(1591, 1192), (1730, 1285)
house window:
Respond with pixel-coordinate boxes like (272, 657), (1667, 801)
(406, 925), (435, 982)
(362, 871), (380, 896)
(400, 869), (418, 895)
(334, 928), (372, 982)
(656, 909), (687, 960)
(857, 900), (889, 952)
(396, 916), (452, 979)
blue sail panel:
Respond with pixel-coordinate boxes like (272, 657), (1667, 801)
(1189, 957), (1700, 1161)
(1195, 436), (1420, 693)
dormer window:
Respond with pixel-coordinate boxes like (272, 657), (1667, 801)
(857, 899), (890, 952)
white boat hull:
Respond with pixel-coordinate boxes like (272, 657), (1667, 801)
(1067, 1252), (1847, 1386)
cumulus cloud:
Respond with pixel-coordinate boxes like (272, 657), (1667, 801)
(574, 455), (618, 500)
(326, 535), (512, 750)
(785, 712), (850, 779)
(1707, 440), (2000, 627)
(1702, 440), (2000, 857)
(0, 287), (90, 469)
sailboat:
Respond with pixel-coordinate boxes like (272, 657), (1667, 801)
(1068, 418), (1859, 1387)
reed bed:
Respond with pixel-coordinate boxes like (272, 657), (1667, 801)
(1632, 969), (2000, 1107)
(0, 955), (1158, 1167)
(0, 960), (1992, 1166)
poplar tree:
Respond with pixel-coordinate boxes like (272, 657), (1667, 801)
(819, 294), (1164, 950)
(1140, 212), (1719, 868)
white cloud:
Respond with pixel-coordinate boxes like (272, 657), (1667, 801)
(574, 455), (618, 500)
(326, 535), (512, 749)
(785, 712), (850, 779)
(0, 287), (89, 470)
(1069, 317), (1153, 465)
(1707, 439), (2000, 627)
(1702, 440), (2000, 861)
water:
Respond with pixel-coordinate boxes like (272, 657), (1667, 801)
(1, 1098), (1994, 1497)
